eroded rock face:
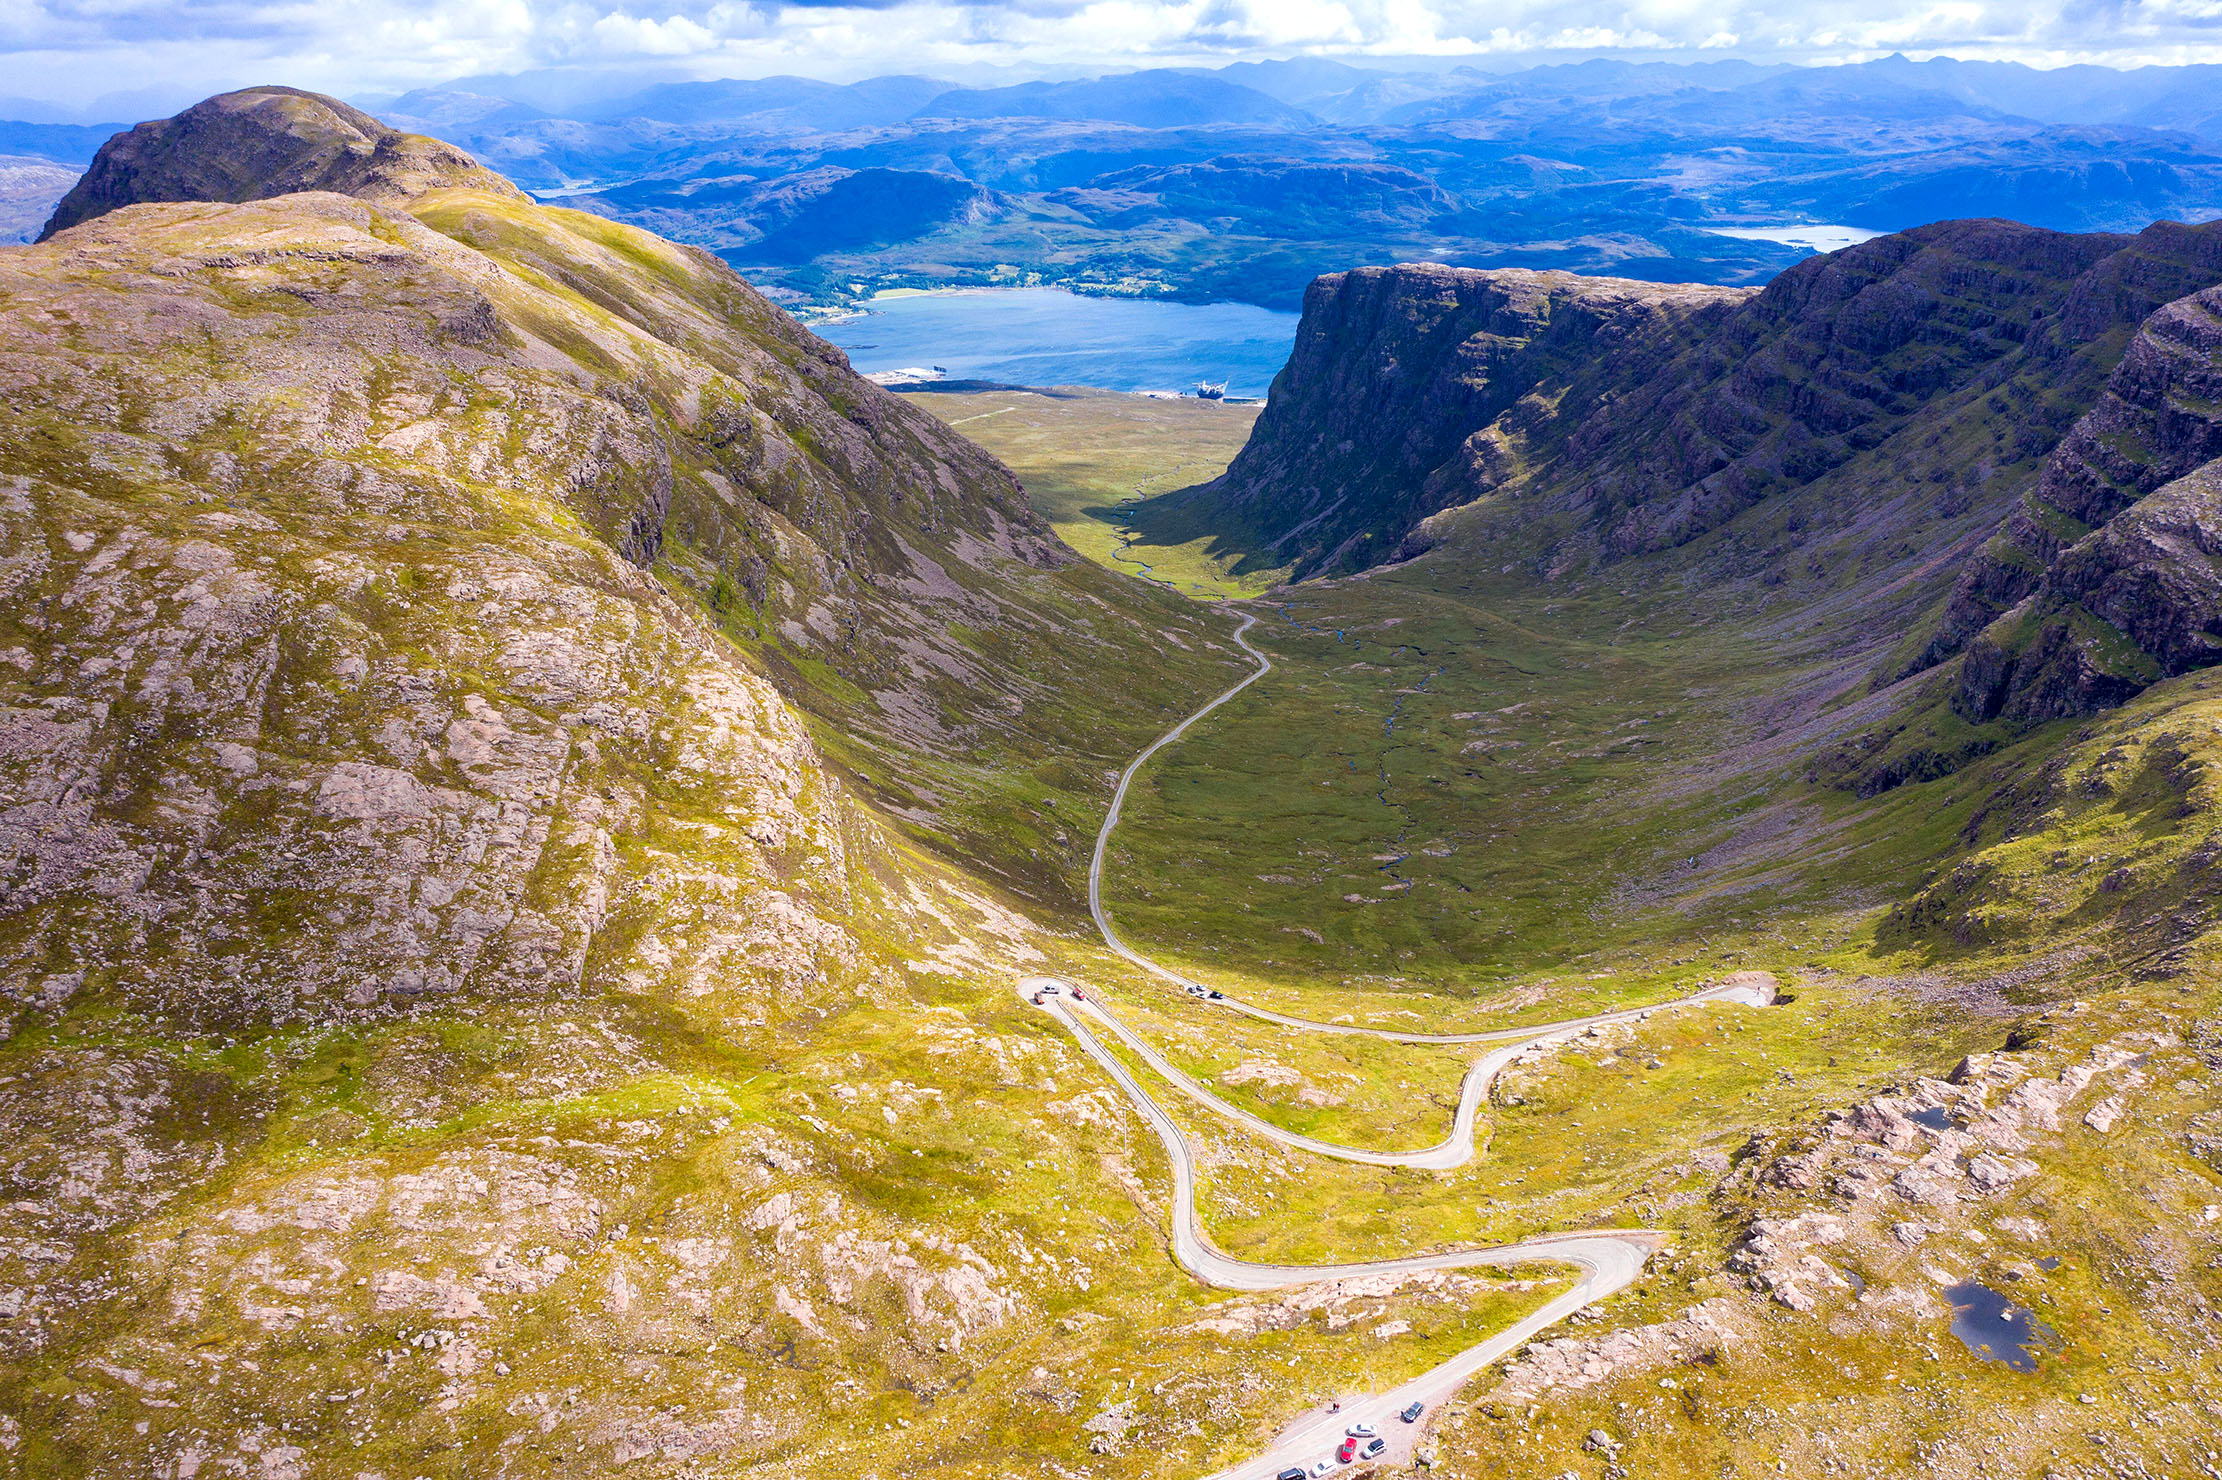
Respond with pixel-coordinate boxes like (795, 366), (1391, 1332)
(1941, 271), (2222, 723)
(1150, 262), (1749, 576)
(1578, 220), (2132, 559)
(1956, 462), (2222, 722)
(38, 86), (525, 240)
(2048, 462), (2222, 676)
(2032, 285), (2222, 537)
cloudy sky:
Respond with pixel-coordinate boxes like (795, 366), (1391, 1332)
(1, 0), (2220, 117)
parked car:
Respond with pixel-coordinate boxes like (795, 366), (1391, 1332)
(1362, 1438), (1387, 1459)
(1336, 1437), (1358, 1464)
(1308, 1459), (1335, 1477)
(1185, 984), (1207, 997)
(1031, 992), (1045, 1005)
(1208, 989), (1224, 999)
(1345, 1422), (1376, 1437)
(1401, 1401), (1424, 1423)
(1276, 1469), (1305, 1480)
(1037, 982), (1062, 995)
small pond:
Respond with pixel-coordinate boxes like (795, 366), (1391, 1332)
(1909, 1105), (1954, 1131)
(1946, 1281), (2056, 1372)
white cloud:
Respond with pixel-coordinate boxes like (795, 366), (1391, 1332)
(589, 10), (720, 54)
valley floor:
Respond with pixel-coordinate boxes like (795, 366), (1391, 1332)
(905, 388), (1277, 598)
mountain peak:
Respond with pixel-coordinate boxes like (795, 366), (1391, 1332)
(37, 84), (522, 241)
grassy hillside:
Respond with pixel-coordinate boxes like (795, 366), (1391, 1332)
(0, 145), (1276, 1477)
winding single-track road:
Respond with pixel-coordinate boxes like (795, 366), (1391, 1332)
(1027, 608), (1772, 1480)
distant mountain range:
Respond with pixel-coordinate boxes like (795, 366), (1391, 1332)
(7, 56), (2222, 298)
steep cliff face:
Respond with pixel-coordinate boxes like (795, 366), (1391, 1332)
(38, 86), (523, 239)
(1166, 215), (2222, 744)
(1141, 264), (1747, 575)
(1955, 460), (2222, 722)
(1566, 220), (2128, 557)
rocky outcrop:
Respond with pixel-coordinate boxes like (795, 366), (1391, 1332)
(1574, 219), (2128, 558)
(38, 86), (524, 239)
(1482, 1300), (1744, 1404)
(1948, 279), (2222, 722)
(1955, 458), (2222, 721)
(2050, 460), (2222, 674)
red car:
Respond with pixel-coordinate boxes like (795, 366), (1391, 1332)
(1336, 1437), (1358, 1464)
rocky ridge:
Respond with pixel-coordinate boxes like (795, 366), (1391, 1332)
(1952, 286), (2222, 721)
(1142, 263), (1748, 575)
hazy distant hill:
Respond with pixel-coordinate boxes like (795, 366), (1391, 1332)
(585, 74), (952, 130)
(915, 70), (1314, 127)
(0, 118), (122, 166)
(403, 58), (2222, 308)
(587, 164), (1004, 261)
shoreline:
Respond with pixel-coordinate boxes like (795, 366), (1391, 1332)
(884, 377), (1264, 406)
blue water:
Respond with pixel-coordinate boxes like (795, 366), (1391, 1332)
(813, 288), (1298, 398)
(1946, 1281), (2055, 1371)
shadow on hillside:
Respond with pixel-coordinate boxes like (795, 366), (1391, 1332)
(1121, 477), (1285, 578)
